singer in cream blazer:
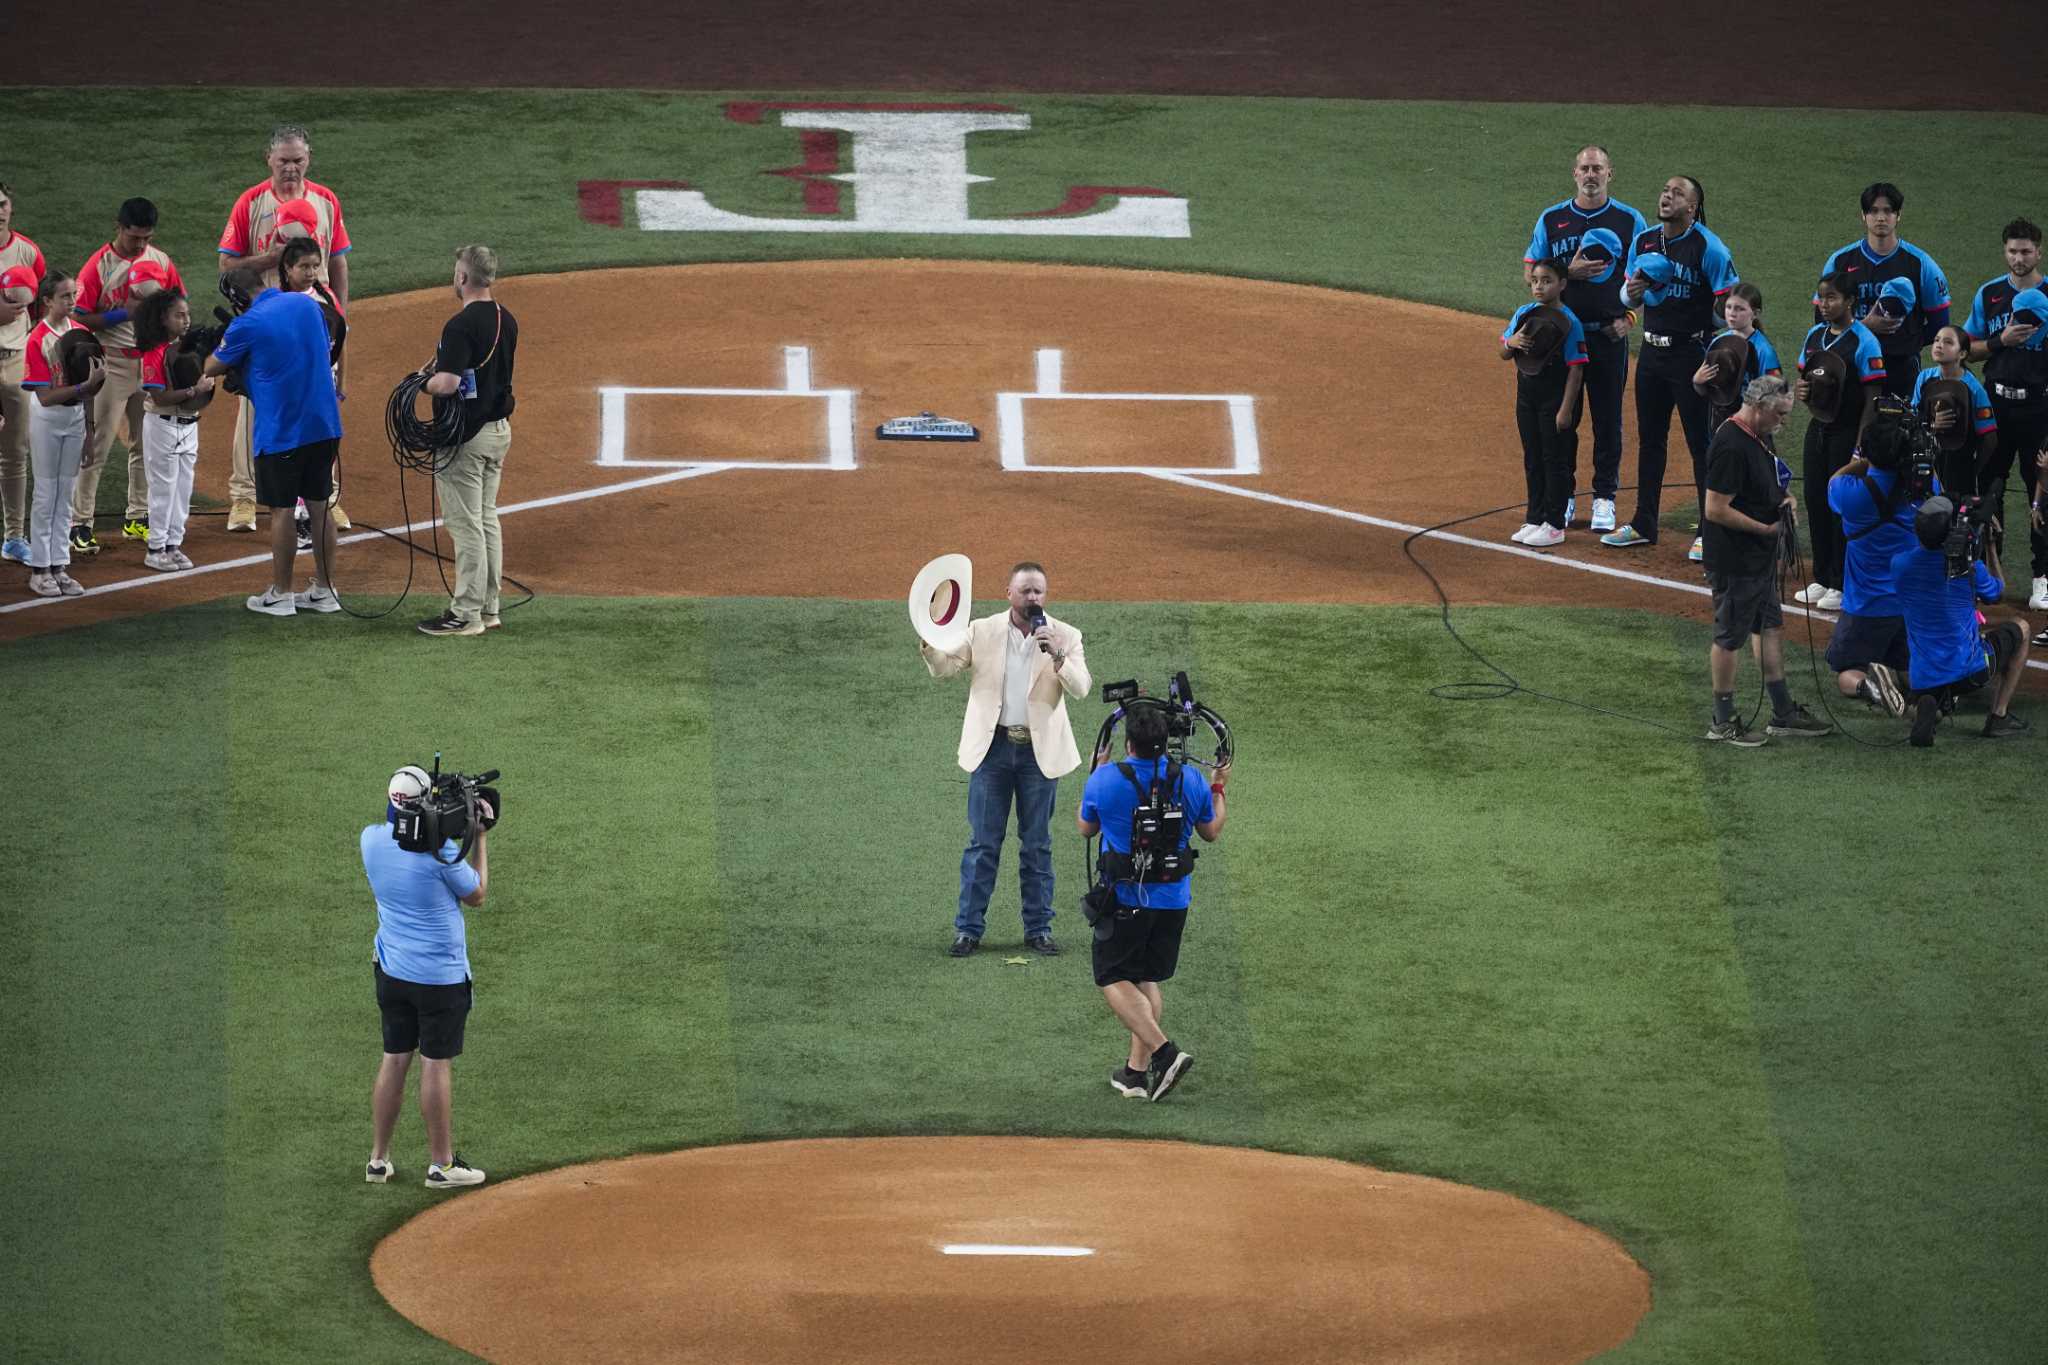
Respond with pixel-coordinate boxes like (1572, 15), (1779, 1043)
(920, 569), (1091, 954)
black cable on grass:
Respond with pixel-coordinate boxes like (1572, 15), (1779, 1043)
(1400, 490), (1758, 739)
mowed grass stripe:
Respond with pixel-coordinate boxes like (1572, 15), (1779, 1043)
(0, 608), (234, 1363)
(208, 598), (735, 1363)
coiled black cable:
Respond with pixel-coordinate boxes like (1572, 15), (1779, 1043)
(385, 370), (465, 474)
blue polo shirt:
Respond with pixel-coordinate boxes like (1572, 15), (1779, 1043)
(1080, 756), (1216, 910)
(212, 288), (343, 457)
(1828, 467), (1932, 617)
(1890, 546), (2001, 690)
(361, 823), (481, 986)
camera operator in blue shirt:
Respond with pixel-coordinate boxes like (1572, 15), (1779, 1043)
(1077, 706), (1227, 1103)
(359, 765), (492, 1189)
(1891, 497), (2033, 746)
(1823, 399), (1935, 718)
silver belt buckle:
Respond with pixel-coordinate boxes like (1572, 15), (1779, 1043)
(1003, 724), (1032, 744)
(1994, 383), (2030, 401)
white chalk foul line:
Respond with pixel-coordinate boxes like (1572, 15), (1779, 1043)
(940, 1244), (1094, 1257)
(1144, 471), (2048, 675)
(1, 465), (728, 617)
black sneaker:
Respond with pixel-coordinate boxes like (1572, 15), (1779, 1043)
(1145, 1041), (1193, 1102)
(68, 524), (99, 556)
(1026, 934), (1060, 957)
(1766, 705), (1832, 738)
(1982, 711), (2031, 739)
(1110, 1066), (1148, 1098)
(1705, 717), (1767, 747)
(418, 611), (484, 638)
(948, 934), (979, 958)
(1910, 695), (1940, 748)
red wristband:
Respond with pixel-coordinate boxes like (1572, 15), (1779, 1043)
(1210, 783), (1225, 796)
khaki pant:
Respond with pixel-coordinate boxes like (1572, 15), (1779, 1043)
(231, 394), (340, 505)
(72, 352), (147, 524)
(0, 348), (27, 541)
(434, 419), (510, 621)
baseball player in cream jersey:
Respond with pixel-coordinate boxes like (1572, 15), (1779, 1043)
(71, 197), (185, 556)
(218, 123), (353, 533)
(0, 182), (49, 566)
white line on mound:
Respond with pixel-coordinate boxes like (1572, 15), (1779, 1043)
(1145, 471), (2048, 675)
(939, 1244), (1094, 1257)
(0, 465), (728, 616)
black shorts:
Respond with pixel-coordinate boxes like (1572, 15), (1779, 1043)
(1091, 907), (1187, 987)
(1708, 569), (1783, 652)
(254, 438), (339, 508)
(1825, 612), (1910, 673)
(374, 962), (472, 1059)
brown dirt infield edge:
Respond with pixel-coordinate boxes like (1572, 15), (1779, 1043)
(371, 1136), (1651, 1365)
(4, 259), (1731, 643)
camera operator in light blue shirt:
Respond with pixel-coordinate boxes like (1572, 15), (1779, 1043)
(358, 764), (492, 1190)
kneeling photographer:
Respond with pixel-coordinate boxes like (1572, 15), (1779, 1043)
(1823, 396), (1936, 718)
(359, 761), (501, 1190)
(1892, 497), (2032, 746)
(1076, 705), (1227, 1104)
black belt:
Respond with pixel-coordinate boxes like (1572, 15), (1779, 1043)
(1992, 382), (2035, 402)
(1644, 331), (1707, 348)
(150, 412), (201, 426)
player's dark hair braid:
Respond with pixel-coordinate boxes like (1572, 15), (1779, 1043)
(1681, 176), (1706, 224)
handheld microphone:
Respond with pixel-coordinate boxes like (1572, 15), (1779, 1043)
(1028, 605), (1051, 651)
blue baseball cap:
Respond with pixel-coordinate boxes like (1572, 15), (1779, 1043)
(1631, 254), (1676, 287)
(1875, 277), (1917, 317)
(1578, 228), (1623, 285)
(2012, 287), (2048, 338)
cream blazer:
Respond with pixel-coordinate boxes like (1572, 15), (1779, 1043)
(921, 610), (1092, 776)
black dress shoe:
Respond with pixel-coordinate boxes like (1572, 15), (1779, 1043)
(1026, 934), (1060, 956)
(948, 934), (980, 957)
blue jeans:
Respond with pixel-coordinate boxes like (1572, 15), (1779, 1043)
(956, 738), (1059, 938)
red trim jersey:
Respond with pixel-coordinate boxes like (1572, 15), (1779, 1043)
(219, 180), (350, 289)
(0, 229), (49, 349)
(20, 316), (79, 390)
(140, 342), (207, 415)
(76, 243), (185, 351)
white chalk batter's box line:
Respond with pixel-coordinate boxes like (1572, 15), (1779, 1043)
(598, 346), (857, 470)
(594, 345), (1260, 477)
(1000, 348), (1260, 476)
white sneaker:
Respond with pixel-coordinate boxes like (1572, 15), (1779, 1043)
(366, 1157), (395, 1184)
(2030, 577), (2048, 611)
(1590, 498), (1618, 532)
(144, 549), (180, 572)
(1793, 582), (1827, 605)
(246, 588), (296, 617)
(1511, 523), (1539, 543)
(1816, 588), (1843, 611)
(1523, 523), (1566, 548)
(299, 584), (342, 614)
(425, 1156), (486, 1189)
(54, 572), (84, 597)
(28, 571), (60, 597)
(170, 548), (195, 570)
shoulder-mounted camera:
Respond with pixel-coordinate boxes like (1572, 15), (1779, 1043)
(391, 754), (503, 861)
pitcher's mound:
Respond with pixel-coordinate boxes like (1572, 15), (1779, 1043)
(372, 1136), (1648, 1364)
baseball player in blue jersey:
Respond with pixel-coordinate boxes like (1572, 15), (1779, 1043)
(1601, 175), (1738, 550)
(1963, 218), (2048, 610)
(1524, 145), (1647, 533)
(1818, 182), (1950, 401)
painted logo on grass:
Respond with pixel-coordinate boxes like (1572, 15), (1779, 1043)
(578, 102), (1190, 238)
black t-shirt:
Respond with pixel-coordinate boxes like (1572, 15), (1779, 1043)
(434, 300), (518, 443)
(1701, 416), (1783, 577)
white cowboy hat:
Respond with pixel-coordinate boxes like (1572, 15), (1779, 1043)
(908, 553), (972, 652)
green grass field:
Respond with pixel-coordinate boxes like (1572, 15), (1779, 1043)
(7, 88), (2048, 1362)
(5, 596), (2044, 1362)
